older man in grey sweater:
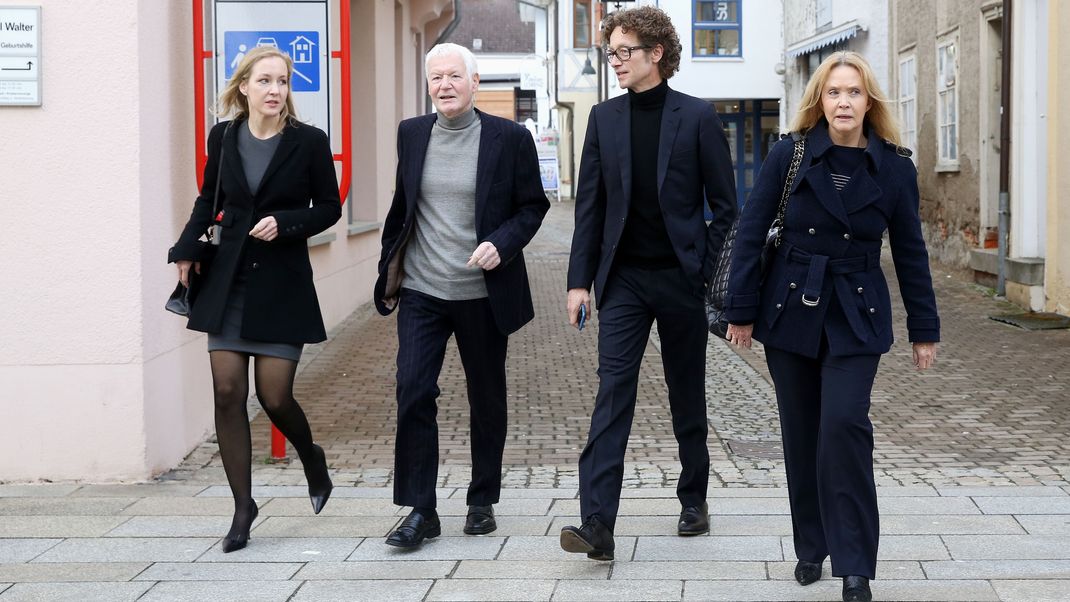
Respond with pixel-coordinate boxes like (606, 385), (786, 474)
(374, 43), (550, 549)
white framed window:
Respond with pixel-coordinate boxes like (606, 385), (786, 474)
(898, 54), (917, 161)
(936, 36), (959, 168)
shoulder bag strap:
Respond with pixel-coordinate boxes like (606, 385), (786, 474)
(773, 134), (806, 247)
(208, 121), (233, 246)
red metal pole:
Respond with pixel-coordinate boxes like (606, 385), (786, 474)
(271, 425), (287, 461)
(192, 0), (211, 189)
(332, 0), (352, 205)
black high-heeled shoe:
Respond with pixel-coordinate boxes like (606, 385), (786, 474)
(305, 443), (333, 514)
(222, 500), (258, 553)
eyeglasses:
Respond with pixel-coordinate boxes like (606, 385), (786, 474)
(603, 45), (652, 63)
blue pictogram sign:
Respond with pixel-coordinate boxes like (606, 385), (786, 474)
(224, 31), (320, 91)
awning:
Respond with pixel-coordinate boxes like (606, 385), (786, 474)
(786, 21), (864, 58)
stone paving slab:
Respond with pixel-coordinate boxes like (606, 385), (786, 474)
(0, 516), (128, 538)
(139, 580), (300, 602)
(635, 536), (783, 562)
(942, 535), (1070, 560)
(119, 497), (258, 516)
(452, 560), (608, 580)
(290, 579), (433, 602)
(0, 498), (136, 516)
(0, 562), (147, 583)
(133, 561), (301, 581)
(0, 540), (60, 563)
(0, 581), (153, 601)
(973, 496), (1070, 514)
(548, 514), (797, 537)
(553, 579), (683, 601)
(877, 496), (981, 514)
(766, 560), (926, 580)
(1014, 514), (1070, 534)
(32, 538), (215, 563)
(935, 486), (1069, 497)
(195, 485), (456, 499)
(923, 559), (1070, 579)
(609, 561), (765, 580)
(422, 498), (553, 517)
(293, 560), (456, 580)
(258, 497), (398, 517)
(346, 536), (504, 561)
(70, 485), (207, 498)
(0, 486), (80, 498)
(195, 538), (361, 562)
(990, 580), (1070, 602)
(880, 514), (1024, 535)
(104, 515), (265, 538)
(426, 578), (557, 601)
(252, 516), (399, 538)
(438, 515), (553, 537)
(549, 497), (791, 517)
(497, 536), (637, 562)
(683, 579), (1000, 601)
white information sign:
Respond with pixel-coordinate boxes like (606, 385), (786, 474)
(213, 1), (330, 139)
(0, 6), (42, 106)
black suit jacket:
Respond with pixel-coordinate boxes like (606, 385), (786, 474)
(374, 110), (550, 335)
(567, 87), (737, 305)
(170, 119), (341, 343)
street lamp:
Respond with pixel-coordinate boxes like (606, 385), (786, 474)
(581, 46), (596, 75)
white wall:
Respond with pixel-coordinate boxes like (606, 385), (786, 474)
(1011, 0), (1048, 259)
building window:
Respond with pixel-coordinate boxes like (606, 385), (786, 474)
(936, 37), (959, 166)
(898, 54), (917, 159)
(573, 0), (592, 48)
(515, 88), (538, 124)
(693, 0), (741, 58)
(816, 0), (832, 29)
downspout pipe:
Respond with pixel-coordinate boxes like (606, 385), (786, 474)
(998, 0), (1012, 296)
(426, 0), (463, 114)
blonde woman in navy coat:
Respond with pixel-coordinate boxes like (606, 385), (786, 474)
(724, 51), (939, 602)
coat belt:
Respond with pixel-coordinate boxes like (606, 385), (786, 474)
(778, 242), (881, 342)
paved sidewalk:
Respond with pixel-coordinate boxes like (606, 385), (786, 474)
(3, 201), (1070, 600)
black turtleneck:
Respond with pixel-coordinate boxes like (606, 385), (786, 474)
(618, 79), (678, 269)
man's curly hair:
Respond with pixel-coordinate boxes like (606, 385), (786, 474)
(600, 5), (681, 80)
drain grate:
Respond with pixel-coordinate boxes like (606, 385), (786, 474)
(726, 440), (783, 459)
(990, 312), (1070, 331)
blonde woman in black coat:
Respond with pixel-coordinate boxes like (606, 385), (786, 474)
(725, 51), (939, 602)
(169, 46), (341, 552)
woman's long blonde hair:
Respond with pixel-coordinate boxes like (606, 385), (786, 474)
(789, 50), (900, 146)
(215, 46), (298, 123)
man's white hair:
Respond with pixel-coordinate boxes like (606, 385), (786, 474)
(425, 43), (479, 81)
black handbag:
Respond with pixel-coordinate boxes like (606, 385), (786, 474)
(705, 134), (806, 339)
(165, 122), (230, 317)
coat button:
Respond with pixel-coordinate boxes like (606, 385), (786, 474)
(808, 228), (816, 235)
(843, 233), (851, 240)
(869, 307), (876, 314)
(776, 303), (783, 309)
(857, 287), (864, 294)
(789, 282), (797, 289)
(252, 262), (260, 269)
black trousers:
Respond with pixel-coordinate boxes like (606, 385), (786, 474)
(393, 288), (508, 508)
(765, 341), (882, 579)
(578, 264), (710, 530)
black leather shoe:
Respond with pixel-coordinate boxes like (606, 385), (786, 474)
(222, 499), (258, 553)
(304, 444), (333, 515)
(678, 502), (709, 536)
(385, 509), (441, 548)
(794, 559), (822, 585)
(842, 576), (872, 602)
(560, 515), (615, 561)
(463, 504), (496, 535)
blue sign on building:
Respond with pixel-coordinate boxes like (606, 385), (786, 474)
(224, 31), (320, 92)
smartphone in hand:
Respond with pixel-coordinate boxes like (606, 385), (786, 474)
(577, 303), (587, 331)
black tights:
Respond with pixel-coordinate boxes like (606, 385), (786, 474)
(210, 351), (317, 528)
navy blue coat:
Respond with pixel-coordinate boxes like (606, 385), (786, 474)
(567, 87), (737, 303)
(725, 121), (940, 358)
(374, 110), (550, 336)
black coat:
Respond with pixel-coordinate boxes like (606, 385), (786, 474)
(566, 87), (737, 304)
(725, 120), (940, 357)
(169, 119), (342, 344)
(374, 110), (550, 336)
